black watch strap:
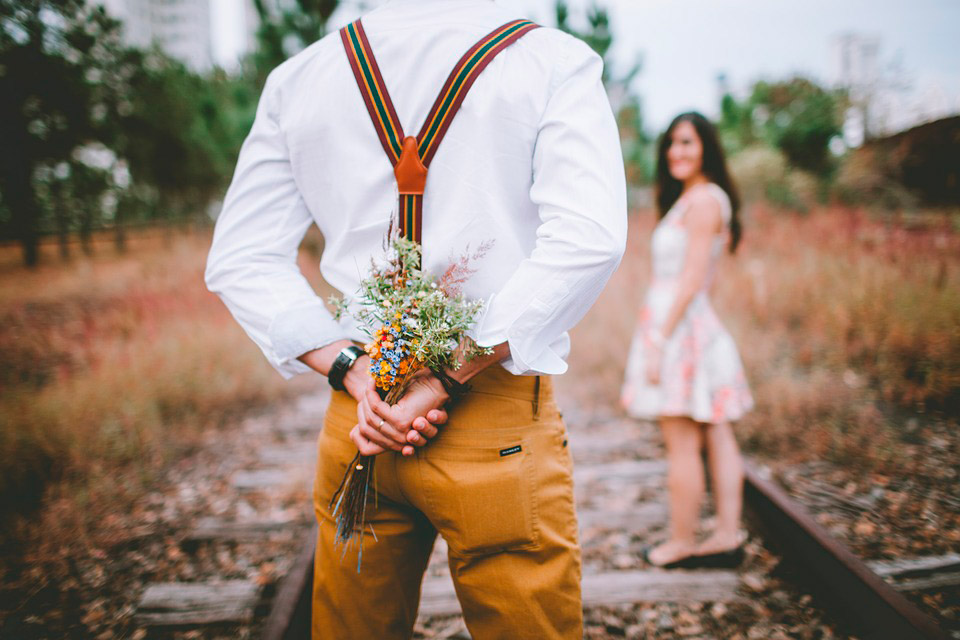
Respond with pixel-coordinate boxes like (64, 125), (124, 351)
(431, 367), (471, 405)
(328, 345), (365, 392)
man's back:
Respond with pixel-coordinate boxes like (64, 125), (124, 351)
(204, 2), (628, 638)
(207, 0), (626, 379)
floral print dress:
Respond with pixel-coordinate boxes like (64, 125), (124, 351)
(620, 183), (754, 424)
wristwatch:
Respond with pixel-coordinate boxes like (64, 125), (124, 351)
(328, 345), (365, 392)
(431, 367), (471, 405)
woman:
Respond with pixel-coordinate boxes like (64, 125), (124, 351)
(621, 112), (754, 569)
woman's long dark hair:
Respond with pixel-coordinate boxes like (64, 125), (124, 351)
(655, 112), (742, 253)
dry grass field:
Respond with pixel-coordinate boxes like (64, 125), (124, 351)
(0, 227), (329, 546)
(559, 204), (959, 469)
(1, 205), (957, 559)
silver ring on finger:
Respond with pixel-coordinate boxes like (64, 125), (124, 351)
(378, 418), (385, 431)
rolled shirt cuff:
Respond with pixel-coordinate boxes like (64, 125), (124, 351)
(471, 294), (570, 376)
(267, 300), (352, 378)
(271, 357), (315, 380)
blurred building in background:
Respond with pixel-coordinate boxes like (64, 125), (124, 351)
(832, 32), (959, 145)
(99, 0), (214, 71)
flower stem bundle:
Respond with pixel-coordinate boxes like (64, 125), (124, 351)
(328, 236), (492, 569)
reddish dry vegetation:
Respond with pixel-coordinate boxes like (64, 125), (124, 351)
(2, 207), (957, 530)
(0, 208), (957, 634)
(561, 204), (960, 630)
(561, 204), (959, 468)
(0, 229), (329, 531)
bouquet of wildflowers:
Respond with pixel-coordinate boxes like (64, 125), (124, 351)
(328, 236), (491, 567)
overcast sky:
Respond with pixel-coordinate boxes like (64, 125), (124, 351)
(211, 0), (960, 131)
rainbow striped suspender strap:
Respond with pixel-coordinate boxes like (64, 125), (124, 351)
(340, 18), (539, 244)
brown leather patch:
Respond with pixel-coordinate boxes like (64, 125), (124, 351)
(394, 136), (428, 194)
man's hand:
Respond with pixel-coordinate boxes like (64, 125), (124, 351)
(387, 373), (450, 450)
(352, 375), (449, 457)
(301, 339), (513, 457)
(349, 340), (511, 456)
(342, 353), (373, 403)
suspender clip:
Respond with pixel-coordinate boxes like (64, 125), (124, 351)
(395, 136), (427, 195)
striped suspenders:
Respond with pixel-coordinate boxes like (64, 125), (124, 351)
(340, 18), (539, 245)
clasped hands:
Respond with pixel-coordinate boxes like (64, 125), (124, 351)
(345, 360), (451, 457)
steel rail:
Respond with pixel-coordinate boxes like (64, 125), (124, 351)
(744, 463), (946, 640)
(262, 466), (948, 639)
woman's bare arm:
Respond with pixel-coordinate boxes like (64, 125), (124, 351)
(658, 191), (723, 339)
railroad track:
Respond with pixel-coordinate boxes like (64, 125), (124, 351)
(259, 469), (949, 640)
(743, 465), (947, 640)
(131, 393), (951, 639)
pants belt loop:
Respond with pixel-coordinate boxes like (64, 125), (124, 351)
(533, 375), (541, 420)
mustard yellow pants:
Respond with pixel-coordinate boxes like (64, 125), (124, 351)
(311, 366), (582, 639)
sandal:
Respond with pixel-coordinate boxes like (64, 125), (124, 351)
(694, 545), (746, 568)
(641, 545), (703, 570)
(695, 531), (748, 568)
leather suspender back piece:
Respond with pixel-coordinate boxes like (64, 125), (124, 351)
(340, 18), (539, 246)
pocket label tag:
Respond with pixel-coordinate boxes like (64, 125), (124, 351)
(499, 445), (522, 457)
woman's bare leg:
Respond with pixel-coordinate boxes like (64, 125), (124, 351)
(699, 421), (744, 553)
(649, 416), (705, 565)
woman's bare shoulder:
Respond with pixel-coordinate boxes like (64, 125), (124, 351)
(682, 187), (724, 234)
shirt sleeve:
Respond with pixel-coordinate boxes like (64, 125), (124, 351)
(473, 37), (628, 375)
(204, 70), (351, 380)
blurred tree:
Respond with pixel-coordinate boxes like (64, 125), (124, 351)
(555, 0), (653, 185)
(0, 0), (98, 265)
(751, 78), (844, 174)
(119, 52), (228, 229)
(250, 0), (339, 89)
(0, 0), (260, 265)
(718, 91), (757, 155)
(617, 95), (654, 186)
(555, 0), (613, 81)
(718, 77), (845, 176)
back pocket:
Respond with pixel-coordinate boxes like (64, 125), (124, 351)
(422, 441), (540, 557)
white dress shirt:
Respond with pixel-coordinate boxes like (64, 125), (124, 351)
(204, 0), (628, 380)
